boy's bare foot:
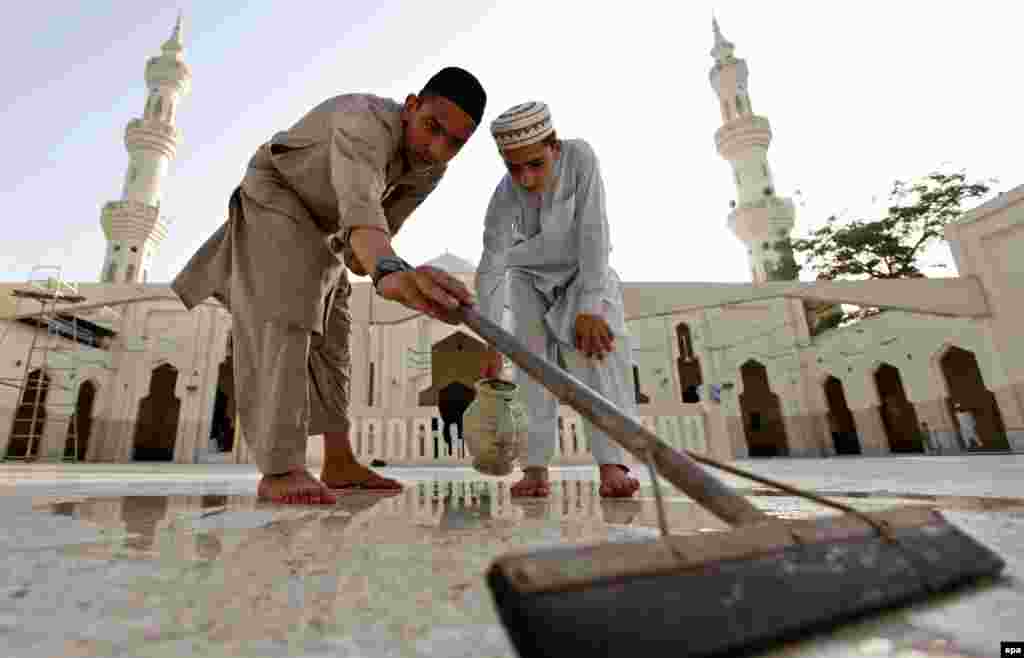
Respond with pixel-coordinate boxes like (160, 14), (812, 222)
(510, 467), (551, 497)
(257, 468), (337, 504)
(599, 464), (640, 498)
(320, 462), (403, 491)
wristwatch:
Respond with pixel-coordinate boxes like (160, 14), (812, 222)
(372, 255), (414, 292)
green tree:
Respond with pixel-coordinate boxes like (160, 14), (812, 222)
(791, 169), (995, 324)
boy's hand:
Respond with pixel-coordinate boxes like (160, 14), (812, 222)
(574, 313), (615, 360)
(481, 348), (503, 379)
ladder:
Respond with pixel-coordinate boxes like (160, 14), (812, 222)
(2, 266), (86, 462)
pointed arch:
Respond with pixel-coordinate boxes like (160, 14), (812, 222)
(419, 331), (488, 406)
(737, 359), (788, 456)
(675, 322), (703, 403)
(65, 379), (98, 461)
(132, 363), (180, 461)
(873, 362), (923, 453)
(822, 374), (860, 455)
(936, 345), (1009, 450)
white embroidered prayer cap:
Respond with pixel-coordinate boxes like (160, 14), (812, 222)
(490, 101), (554, 151)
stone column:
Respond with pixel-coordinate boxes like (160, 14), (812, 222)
(231, 415), (252, 464)
(701, 405), (734, 462)
(0, 387), (17, 459)
(781, 412), (829, 457)
(993, 381), (1024, 452)
(725, 414), (748, 458)
(38, 372), (75, 460)
(808, 412), (833, 456)
(850, 406), (890, 456)
(173, 373), (199, 464)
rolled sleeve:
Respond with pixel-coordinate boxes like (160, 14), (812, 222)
(329, 111), (393, 236)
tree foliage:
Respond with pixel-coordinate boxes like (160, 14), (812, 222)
(791, 169), (995, 324)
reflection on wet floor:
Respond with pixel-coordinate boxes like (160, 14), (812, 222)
(28, 478), (1024, 571)
(32, 479), (1024, 543)
(6, 478), (1023, 657)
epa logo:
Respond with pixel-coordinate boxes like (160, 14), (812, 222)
(1002, 643), (1023, 656)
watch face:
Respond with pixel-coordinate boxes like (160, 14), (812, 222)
(373, 257), (410, 287)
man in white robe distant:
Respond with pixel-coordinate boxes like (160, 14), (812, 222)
(954, 403), (983, 449)
(475, 102), (640, 498)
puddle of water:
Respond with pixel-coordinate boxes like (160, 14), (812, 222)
(9, 478), (1019, 655)
(27, 479), (1022, 553)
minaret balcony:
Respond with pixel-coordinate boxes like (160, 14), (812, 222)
(714, 115), (772, 159)
(145, 57), (192, 94)
(100, 200), (169, 244)
(727, 199), (796, 243)
(125, 119), (180, 158)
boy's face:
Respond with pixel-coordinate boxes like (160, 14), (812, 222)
(500, 140), (560, 194)
(402, 94), (477, 171)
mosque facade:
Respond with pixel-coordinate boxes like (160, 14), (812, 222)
(1, 18), (1021, 469)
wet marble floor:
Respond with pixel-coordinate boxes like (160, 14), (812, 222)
(1, 456), (1023, 657)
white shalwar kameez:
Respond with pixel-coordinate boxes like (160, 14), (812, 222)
(476, 138), (638, 468)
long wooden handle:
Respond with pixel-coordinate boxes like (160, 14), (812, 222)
(458, 304), (769, 527)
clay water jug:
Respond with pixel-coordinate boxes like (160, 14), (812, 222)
(461, 378), (528, 476)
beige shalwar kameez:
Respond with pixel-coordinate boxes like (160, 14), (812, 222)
(172, 94), (446, 475)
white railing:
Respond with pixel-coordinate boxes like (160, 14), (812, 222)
(337, 409), (710, 466)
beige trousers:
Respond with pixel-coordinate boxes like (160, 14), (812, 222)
(231, 287), (353, 475)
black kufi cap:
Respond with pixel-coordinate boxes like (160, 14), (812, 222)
(420, 67), (487, 125)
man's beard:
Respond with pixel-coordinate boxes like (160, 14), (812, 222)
(410, 151), (436, 171)
(400, 120), (436, 172)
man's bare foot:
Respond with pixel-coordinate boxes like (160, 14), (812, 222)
(599, 464), (640, 498)
(510, 467), (551, 497)
(320, 462), (403, 491)
(257, 468), (337, 505)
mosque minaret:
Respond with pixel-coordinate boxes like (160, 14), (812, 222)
(709, 17), (799, 283)
(99, 13), (191, 284)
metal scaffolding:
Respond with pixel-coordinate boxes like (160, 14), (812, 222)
(1, 266), (88, 462)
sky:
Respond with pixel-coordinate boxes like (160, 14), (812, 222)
(2, 1), (1021, 286)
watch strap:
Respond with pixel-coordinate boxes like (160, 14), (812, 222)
(372, 256), (414, 289)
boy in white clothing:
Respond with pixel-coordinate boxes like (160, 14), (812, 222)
(475, 101), (640, 498)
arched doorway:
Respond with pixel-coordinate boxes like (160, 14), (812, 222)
(438, 381), (475, 454)
(874, 363), (923, 453)
(419, 331), (489, 406)
(939, 346), (1009, 451)
(419, 331), (488, 458)
(7, 369), (49, 460)
(824, 376), (860, 455)
(738, 360), (789, 456)
(132, 363), (181, 461)
(208, 356), (235, 454)
(64, 380), (96, 461)
(676, 323), (703, 403)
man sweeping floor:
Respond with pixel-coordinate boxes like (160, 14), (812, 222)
(476, 101), (640, 498)
(172, 67), (487, 504)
